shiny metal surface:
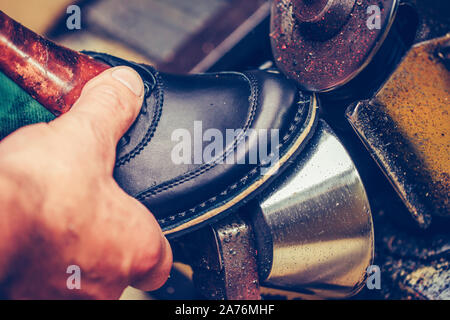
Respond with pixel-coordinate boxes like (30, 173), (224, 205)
(181, 214), (261, 300)
(251, 120), (374, 298)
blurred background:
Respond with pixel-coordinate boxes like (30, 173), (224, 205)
(1, 0), (448, 300)
(2, 0), (272, 73)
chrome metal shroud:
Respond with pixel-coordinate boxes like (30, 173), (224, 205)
(251, 120), (374, 298)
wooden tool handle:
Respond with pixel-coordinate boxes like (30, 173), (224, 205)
(0, 11), (110, 116)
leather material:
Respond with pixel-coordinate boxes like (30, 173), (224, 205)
(85, 52), (318, 238)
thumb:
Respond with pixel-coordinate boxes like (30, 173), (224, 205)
(52, 66), (144, 148)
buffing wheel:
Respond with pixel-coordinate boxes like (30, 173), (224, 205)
(270, 0), (399, 92)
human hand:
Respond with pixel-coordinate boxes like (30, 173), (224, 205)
(0, 67), (172, 299)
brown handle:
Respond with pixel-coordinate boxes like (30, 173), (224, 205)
(0, 11), (110, 116)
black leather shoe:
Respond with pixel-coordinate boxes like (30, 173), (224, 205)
(86, 52), (318, 238)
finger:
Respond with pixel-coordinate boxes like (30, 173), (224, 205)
(114, 191), (173, 291)
(50, 66), (144, 149)
(131, 237), (173, 292)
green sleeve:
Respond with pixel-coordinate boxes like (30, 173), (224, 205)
(0, 71), (55, 141)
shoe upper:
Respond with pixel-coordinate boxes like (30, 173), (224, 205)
(86, 52), (318, 237)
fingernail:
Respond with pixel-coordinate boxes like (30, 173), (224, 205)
(112, 67), (144, 97)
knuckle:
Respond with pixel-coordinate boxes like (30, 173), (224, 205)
(83, 83), (138, 127)
(87, 84), (124, 109)
(135, 236), (165, 274)
(147, 237), (165, 268)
